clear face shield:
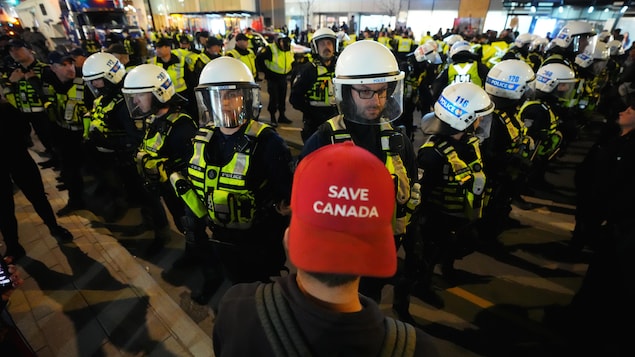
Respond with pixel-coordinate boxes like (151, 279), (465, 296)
(554, 80), (579, 107)
(86, 78), (105, 98)
(474, 112), (493, 143)
(340, 79), (404, 125)
(123, 91), (158, 120)
(195, 85), (261, 128)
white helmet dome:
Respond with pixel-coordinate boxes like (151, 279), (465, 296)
(122, 64), (175, 103)
(551, 21), (596, 51)
(444, 34), (464, 47)
(333, 40), (405, 123)
(575, 41), (609, 68)
(598, 30), (611, 42)
(195, 57), (261, 128)
(529, 36), (549, 53)
(83, 52), (125, 84)
(199, 56), (256, 85)
(414, 42), (441, 64)
(536, 63), (577, 92)
(449, 40), (473, 59)
(434, 82), (494, 131)
(311, 27), (338, 54)
(535, 63), (578, 105)
(122, 64), (175, 119)
(607, 40), (623, 56)
(514, 33), (534, 48)
(485, 59), (536, 100)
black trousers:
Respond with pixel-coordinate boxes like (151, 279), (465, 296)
(53, 126), (85, 204)
(0, 145), (58, 249)
(266, 75), (288, 118)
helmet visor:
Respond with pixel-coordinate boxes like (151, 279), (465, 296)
(340, 79), (404, 125)
(123, 91), (156, 119)
(554, 81), (579, 107)
(195, 86), (260, 128)
(86, 78), (105, 98)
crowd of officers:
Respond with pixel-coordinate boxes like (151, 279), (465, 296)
(0, 19), (631, 338)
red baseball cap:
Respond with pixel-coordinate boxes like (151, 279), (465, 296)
(288, 142), (397, 278)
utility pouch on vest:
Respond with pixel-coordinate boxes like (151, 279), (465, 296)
(207, 189), (256, 229)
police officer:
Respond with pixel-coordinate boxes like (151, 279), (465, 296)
(299, 40), (421, 303)
(43, 51), (88, 216)
(518, 63), (573, 192)
(0, 82), (73, 261)
(431, 40), (490, 102)
(289, 27), (339, 143)
(170, 57), (293, 305)
(3, 39), (57, 165)
(480, 59), (537, 239)
(502, 33), (542, 72)
(122, 64), (199, 255)
(227, 34), (258, 81)
(83, 52), (145, 219)
(193, 36), (223, 80)
(256, 35), (294, 126)
(147, 38), (195, 116)
(394, 82), (494, 318)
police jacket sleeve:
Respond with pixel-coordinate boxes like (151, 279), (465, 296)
(289, 62), (316, 113)
(163, 115), (198, 171)
(430, 69), (449, 103)
(259, 128), (294, 204)
(255, 47), (272, 74)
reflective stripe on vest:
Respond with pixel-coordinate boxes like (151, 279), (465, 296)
(227, 49), (258, 77)
(306, 63), (335, 106)
(55, 77), (86, 131)
(448, 62), (481, 86)
(422, 136), (486, 220)
(188, 120), (271, 229)
(265, 44), (294, 74)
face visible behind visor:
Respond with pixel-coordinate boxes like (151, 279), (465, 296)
(82, 52), (126, 97)
(196, 57), (261, 128)
(333, 40), (405, 124)
(121, 64), (175, 119)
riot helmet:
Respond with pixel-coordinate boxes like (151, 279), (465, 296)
(196, 57), (260, 128)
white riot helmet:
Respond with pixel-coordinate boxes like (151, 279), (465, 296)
(444, 34), (464, 47)
(122, 64), (176, 119)
(536, 63), (579, 107)
(333, 40), (405, 124)
(485, 59), (536, 100)
(414, 42), (442, 64)
(514, 33), (534, 48)
(82, 52), (126, 97)
(548, 21), (596, 53)
(529, 36), (549, 53)
(422, 82), (494, 135)
(449, 40), (473, 59)
(607, 40), (623, 56)
(598, 30), (611, 43)
(196, 57), (260, 128)
(311, 27), (338, 56)
(575, 41), (609, 69)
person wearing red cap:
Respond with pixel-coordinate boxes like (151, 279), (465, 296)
(299, 40), (421, 304)
(212, 142), (439, 356)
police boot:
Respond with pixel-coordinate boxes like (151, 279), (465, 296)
(277, 112), (292, 124)
(191, 266), (224, 305)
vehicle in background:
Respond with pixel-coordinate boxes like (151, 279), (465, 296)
(59, 0), (138, 46)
